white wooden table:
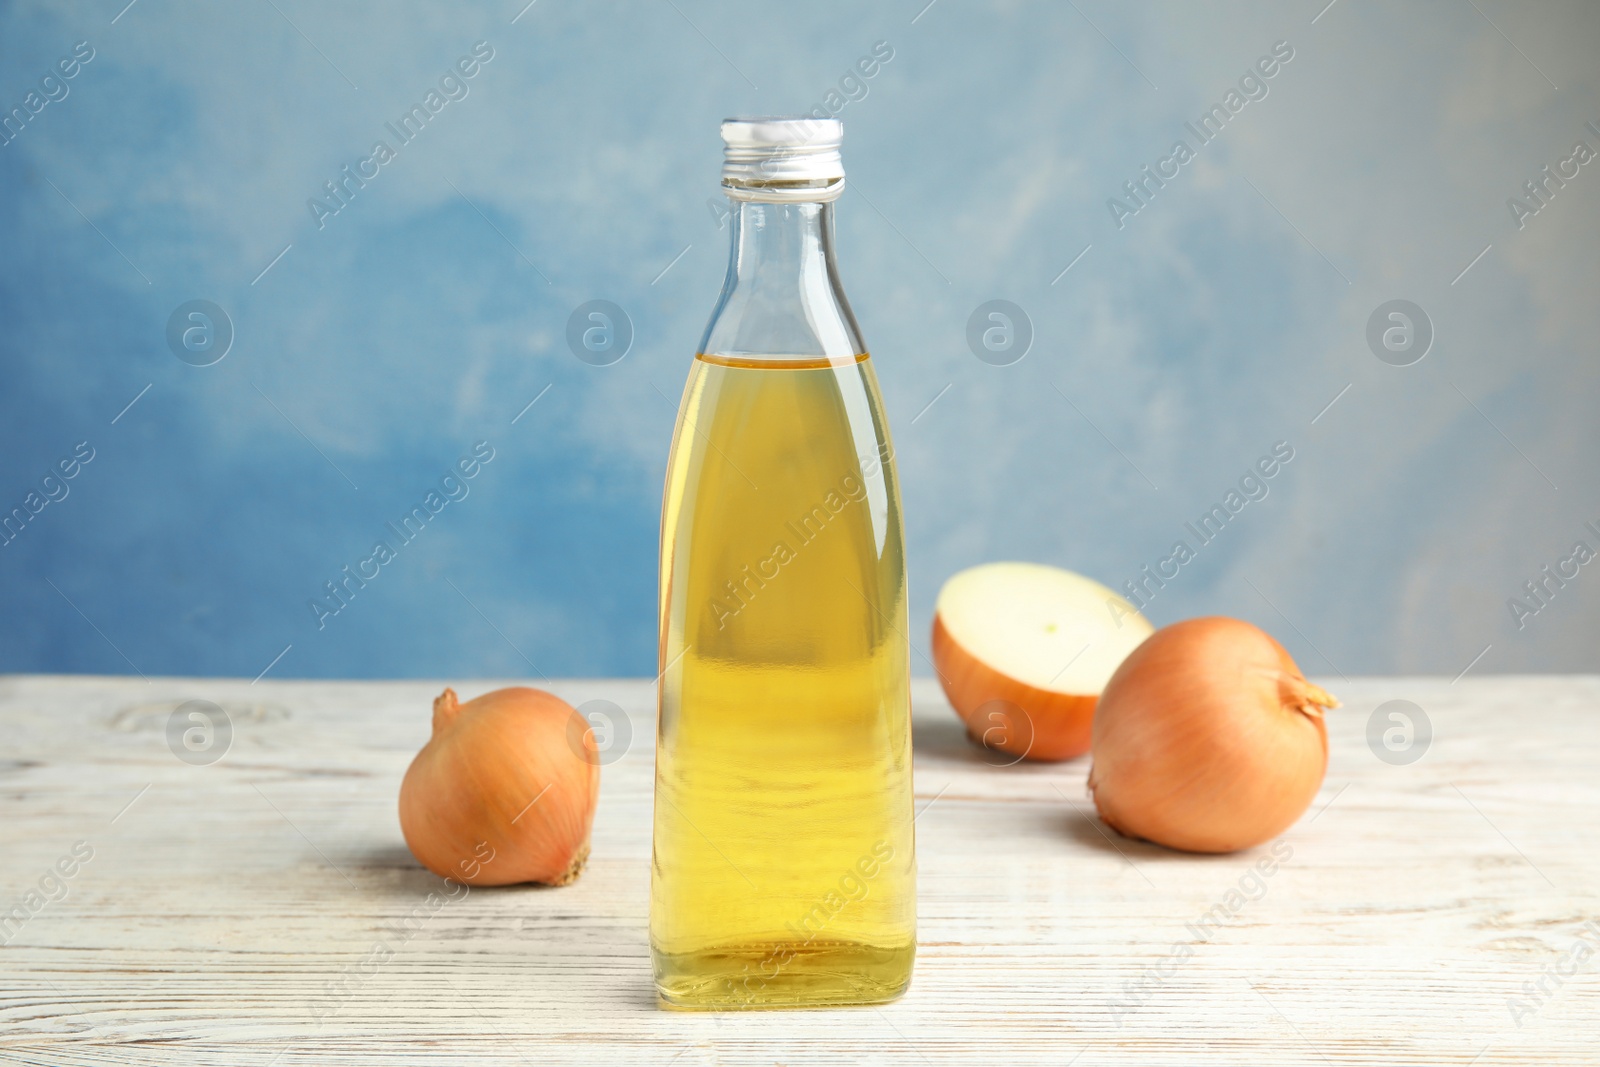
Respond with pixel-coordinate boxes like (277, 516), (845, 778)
(2, 674), (1596, 1065)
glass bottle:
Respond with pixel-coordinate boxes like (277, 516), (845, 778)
(651, 118), (916, 1009)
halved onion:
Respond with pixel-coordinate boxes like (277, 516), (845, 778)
(932, 562), (1153, 761)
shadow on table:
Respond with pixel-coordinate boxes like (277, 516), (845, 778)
(340, 843), (606, 897)
(911, 712), (1030, 765)
(916, 708), (1242, 865)
(1062, 804), (1264, 864)
(335, 843), (462, 897)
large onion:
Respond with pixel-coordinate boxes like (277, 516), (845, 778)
(932, 562), (1152, 761)
(1087, 617), (1338, 853)
(399, 687), (599, 886)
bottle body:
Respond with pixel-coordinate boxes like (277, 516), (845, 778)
(651, 129), (915, 1008)
(653, 350), (914, 1008)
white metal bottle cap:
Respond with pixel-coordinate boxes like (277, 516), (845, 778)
(720, 117), (845, 202)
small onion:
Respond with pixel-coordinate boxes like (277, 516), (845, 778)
(1088, 617), (1339, 853)
(399, 686), (599, 886)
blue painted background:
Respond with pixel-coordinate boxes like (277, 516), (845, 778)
(2, 0), (1596, 680)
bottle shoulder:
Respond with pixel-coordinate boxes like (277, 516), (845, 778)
(699, 200), (866, 360)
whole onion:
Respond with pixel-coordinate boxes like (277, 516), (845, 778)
(399, 687), (599, 886)
(1087, 617), (1339, 853)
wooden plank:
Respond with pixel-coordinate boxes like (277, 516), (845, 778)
(1, 673), (1597, 1064)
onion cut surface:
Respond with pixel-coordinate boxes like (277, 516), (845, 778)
(933, 562), (1153, 761)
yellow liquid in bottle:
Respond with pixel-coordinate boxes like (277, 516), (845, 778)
(652, 352), (916, 1009)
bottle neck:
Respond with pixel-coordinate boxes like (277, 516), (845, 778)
(698, 198), (865, 361)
